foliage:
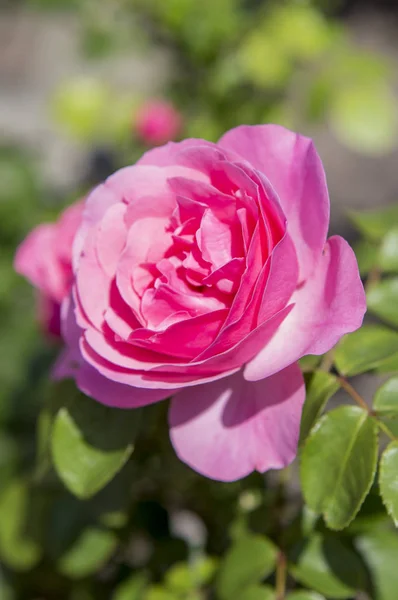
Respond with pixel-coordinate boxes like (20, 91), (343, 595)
(3, 0), (398, 599)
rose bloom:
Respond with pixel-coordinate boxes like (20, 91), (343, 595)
(16, 125), (366, 481)
(14, 200), (84, 338)
(136, 100), (182, 146)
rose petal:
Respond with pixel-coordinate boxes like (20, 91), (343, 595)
(136, 139), (218, 167)
(219, 124), (329, 281)
(169, 363), (305, 481)
(244, 236), (366, 381)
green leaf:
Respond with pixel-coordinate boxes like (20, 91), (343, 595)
(113, 573), (148, 600)
(51, 390), (141, 499)
(144, 587), (178, 600)
(299, 371), (340, 444)
(379, 441), (398, 526)
(375, 352), (398, 374)
(287, 592), (326, 600)
(357, 530), (398, 600)
(349, 205), (398, 242)
(0, 480), (41, 571)
(300, 406), (378, 529)
(58, 527), (117, 579)
(379, 228), (398, 272)
(165, 558), (217, 593)
(367, 279), (398, 327)
(290, 533), (367, 599)
(353, 239), (379, 276)
(299, 355), (321, 371)
(240, 585), (275, 600)
(216, 534), (278, 599)
(373, 377), (398, 416)
(334, 325), (398, 376)
(346, 484), (391, 534)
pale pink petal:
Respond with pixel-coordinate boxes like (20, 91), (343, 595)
(198, 209), (244, 269)
(15, 224), (67, 302)
(56, 200), (85, 264)
(245, 236), (366, 381)
(136, 139), (220, 167)
(107, 165), (206, 216)
(73, 184), (119, 270)
(95, 203), (128, 277)
(75, 229), (111, 330)
(168, 177), (235, 219)
(169, 364), (305, 481)
(219, 125), (329, 280)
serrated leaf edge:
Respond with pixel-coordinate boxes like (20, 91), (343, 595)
(379, 440), (398, 527)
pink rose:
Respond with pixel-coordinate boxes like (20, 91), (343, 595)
(14, 200), (84, 338)
(136, 101), (182, 146)
(57, 125), (365, 481)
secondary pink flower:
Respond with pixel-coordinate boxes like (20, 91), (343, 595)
(136, 100), (182, 146)
(55, 125), (366, 481)
(14, 200), (84, 338)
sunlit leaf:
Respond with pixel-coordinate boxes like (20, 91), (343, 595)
(367, 279), (398, 327)
(379, 229), (398, 272)
(373, 377), (398, 416)
(379, 441), (398, 526)
(113, 573), (149, 600)
(240, 585), (275, 600)
(144, 587), (178, 600)
(217, 534), (278, 599)
(0, 480), (41, 571)
(165, 557), (218, 593)
(301, 406), (378, 529)
(334, 326), (398, 376)
(58, 527), (117, 579)
(51, 390), (141, 499)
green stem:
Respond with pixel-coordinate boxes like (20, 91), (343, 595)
(275, 552), (287, 600)
(319, 348), (335, 372)
(337, 377), (370, 412)
(337, 376), (398, 441)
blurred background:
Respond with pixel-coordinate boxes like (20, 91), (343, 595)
(1, 1), (398, 598)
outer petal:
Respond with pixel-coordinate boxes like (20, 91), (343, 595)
(54, 347), (172, 408)
(169, 364), (305, 481)
(14, 224), (66, 302)
(244, 236), (366, 381)
(57, 296), (173, 408)
(136, 139), (218, 167)
(219, 124), (329, 281)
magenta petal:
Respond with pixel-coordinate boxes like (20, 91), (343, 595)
(245, 236), (366, 381)
(169, 364), (305, 481)
(219, 125), (329, 281)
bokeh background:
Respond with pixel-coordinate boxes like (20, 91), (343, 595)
(1, 1), (398, 598)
